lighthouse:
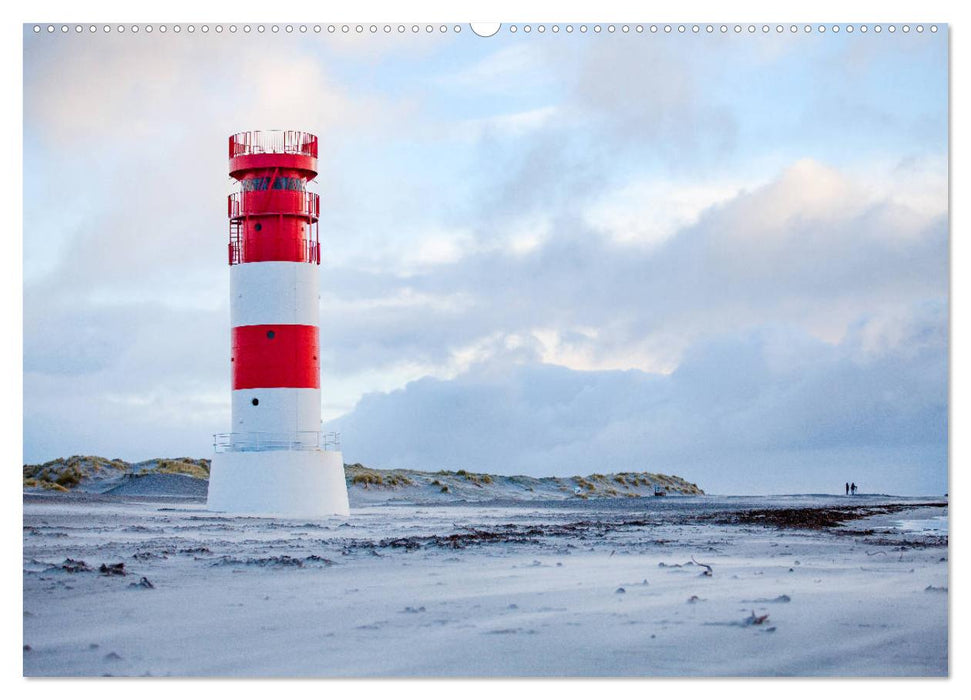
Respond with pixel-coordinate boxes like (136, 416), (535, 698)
(207, 130), (350, 517)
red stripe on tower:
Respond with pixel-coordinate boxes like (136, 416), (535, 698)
(232, 325), (320, 390)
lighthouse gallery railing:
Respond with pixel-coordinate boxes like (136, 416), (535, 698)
(229, 130), (318, 158)
(213, 431), (341, 453)
(228, 190), (320, 219)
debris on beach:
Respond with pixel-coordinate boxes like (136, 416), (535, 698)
(133, 551), (169, 560)
(744, 611), (770, 626)
(98, 563), (126, 576)
(701, 503), (946, 532)
(60, 558), (92, 573)
(178, 546), (211, 555)
(128, 577), (154, 589)
(615, 587), (626, 594)
(304, 555), (335, 566)
(691, 556), (713, 576)
(924, 585), (947, 593)
(210, 555), (313, 568)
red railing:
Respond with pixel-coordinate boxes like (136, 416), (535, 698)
(229, 130), (318, 158)
(229, 236), (320, 266)
(228, 191), (320, 220)
(229, 219), (243, 265)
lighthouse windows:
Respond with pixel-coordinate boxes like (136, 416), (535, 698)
(266, 330), (275, 339)
(241, 177), (267, 191)
(254, 223), (262, 231)
(240, 176), (306, 191)
(273, 177), (305, 191)
(251, 398), (260, 406)
(241, 177), (270, 191)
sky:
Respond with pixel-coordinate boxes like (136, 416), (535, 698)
(21, 23), (948, 494)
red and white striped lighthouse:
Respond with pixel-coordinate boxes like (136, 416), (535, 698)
(207, 130), (350, 517)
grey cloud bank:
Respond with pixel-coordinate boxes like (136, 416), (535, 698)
(328, 300), (947, 495)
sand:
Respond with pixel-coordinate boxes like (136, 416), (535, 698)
(22, 494), (947, 677)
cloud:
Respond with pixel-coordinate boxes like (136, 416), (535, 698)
(311, 153), (947, 495)
(23, 301), (231, 462)
(23, 30), (403, 294)
(451, 106), (559, 142)
(582, 177), (750, 248)
(441, 43), (550, 93)
(567, 35), (737, 160)
(327, 300), (946, 495)
(24, 32), (392, 150)
(318, 157), (946, 379)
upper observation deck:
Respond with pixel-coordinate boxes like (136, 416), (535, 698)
(229, 130), (318, 179)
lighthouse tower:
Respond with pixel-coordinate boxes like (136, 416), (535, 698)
(207, 130), (350, 517)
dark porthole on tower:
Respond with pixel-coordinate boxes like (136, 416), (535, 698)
(251, 398), (259, 406)
(254, 223), (262, 231)
(267, 330), (275, 339)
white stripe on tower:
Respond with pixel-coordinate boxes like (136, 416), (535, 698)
(231, 388), (321, 434)
(230, 262), (319, 328)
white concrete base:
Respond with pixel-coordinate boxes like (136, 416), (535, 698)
(208, 450), (350, 517)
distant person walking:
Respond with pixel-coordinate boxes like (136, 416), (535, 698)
(845, 482), (850, 495)
(851, 482), (857, 495)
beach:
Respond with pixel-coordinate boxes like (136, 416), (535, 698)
(22, 493), (947, 677)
